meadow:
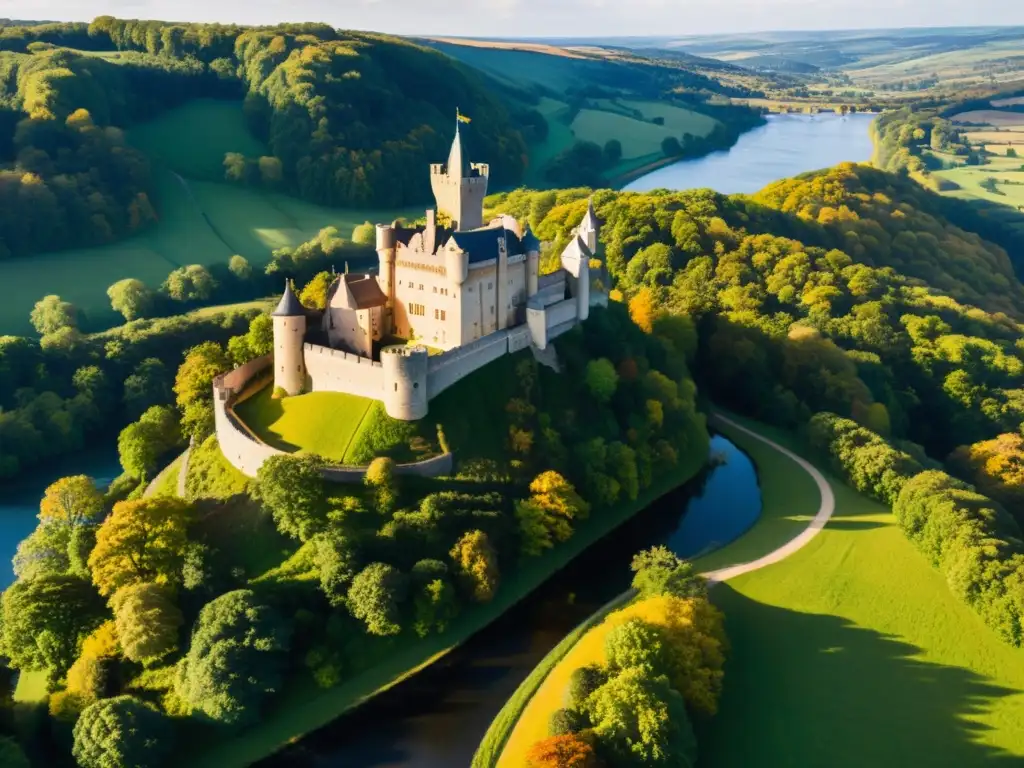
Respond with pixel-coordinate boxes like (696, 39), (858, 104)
(234, 388), (376, 463)
(488, 413), (1024, 767)
(570, 99), (719, 160)
(0, 99), (405, 336)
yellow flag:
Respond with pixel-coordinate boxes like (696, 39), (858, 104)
(457, 112), (472, 124)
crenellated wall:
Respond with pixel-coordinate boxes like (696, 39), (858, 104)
(427, 328), (515, 399)
(302, 343), (385, 399)
(212, 356), (453, 481)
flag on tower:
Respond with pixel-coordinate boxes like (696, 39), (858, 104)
(456, 109), (471, 124)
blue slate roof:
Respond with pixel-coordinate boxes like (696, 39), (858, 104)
(449, 227), (524, 264)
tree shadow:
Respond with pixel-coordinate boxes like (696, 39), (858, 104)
(820, 518), (890, 531)
(700, 584), (1024, 767)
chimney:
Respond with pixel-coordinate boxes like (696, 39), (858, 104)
(425, 209), (437, 254)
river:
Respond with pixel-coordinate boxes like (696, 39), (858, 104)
(625, 112), (876, 195)
(257, 435), (760, 768)
(0, 445), (120, 590)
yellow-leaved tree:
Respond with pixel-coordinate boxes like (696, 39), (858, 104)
(605, 595), (727, 716)
(39, 475), (103, 530)
(88, 498), (195, 597)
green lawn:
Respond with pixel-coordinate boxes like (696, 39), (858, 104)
(0, 100), (410, 336)
(702, 416), (1024, 766)
(148, 454), (183, 498)
(13, 670), (48, 704)
(234, 387), (375, 462)
(571, 100), (720, 160)
(483, 411), (1024, 767)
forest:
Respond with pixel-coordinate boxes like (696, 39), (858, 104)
(0, 294), (709, 767)
(0, 17), (527, 258)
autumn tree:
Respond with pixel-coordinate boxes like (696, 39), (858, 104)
(525, 734), (598, 768)
(40, 475), (103, 530)
(450, 530), (500, 603)
(256, 453), (327, 541)
(516, 471), (590, 556)
(298, 271), (334, 310)
(352, 221), (376, 245)
(88, 497), (195, 597)
(365, 456), (398, 514)
(110, 582), (183, 664)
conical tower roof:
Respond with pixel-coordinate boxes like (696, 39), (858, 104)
(580, 197), (599, 232)
(272, 280), (304, 317)
(447, 123), (470, 178)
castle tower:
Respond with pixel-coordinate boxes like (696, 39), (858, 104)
(376, 222), (397, 336)
(430, 118), (489, 231)
(272, 281), (307, 396)
(561, 236), (592, 324)
(381, 345), (429, 421)
(579, 197), (599, 254)
(524, 226), (541, 297)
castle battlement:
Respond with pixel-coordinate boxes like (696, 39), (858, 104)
(255, 117), (604, 422)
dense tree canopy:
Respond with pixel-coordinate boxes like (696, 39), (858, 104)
(174, 589), (291, 726)
(72, 695), (171, 768)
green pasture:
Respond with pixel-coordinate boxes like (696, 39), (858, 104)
(934, 154), (1024, 214)
(127, 99), (268, 181)
(0, 100), (407, 336)
(570, 100), (719, 160)
(235, 387), (376, 463)
(702, 415), (1024, 766)
(424, 41), (601, 93)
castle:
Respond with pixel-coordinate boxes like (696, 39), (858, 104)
(269, 120), (603, 422)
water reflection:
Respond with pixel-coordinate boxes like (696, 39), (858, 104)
(262, 435), (760, 767)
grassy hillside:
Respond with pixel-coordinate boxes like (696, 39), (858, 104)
(702, 416), (1024, 766)
(0, 100), (407, 335)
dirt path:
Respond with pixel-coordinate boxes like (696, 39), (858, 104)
(702, 413), (835, 584)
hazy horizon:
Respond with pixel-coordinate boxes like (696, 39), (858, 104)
(11, 0), (1024, 39)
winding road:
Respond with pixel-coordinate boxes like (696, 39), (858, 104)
(703, 413), (835, 584)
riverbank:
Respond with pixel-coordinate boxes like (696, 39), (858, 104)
(188, 423), (711, 768)
(486, 410), (1024, 767)
(480, 411), (820, 767)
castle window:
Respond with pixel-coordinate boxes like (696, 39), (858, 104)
(433, 287), (437, 294)
(413, 382), (419, 389)
(441, 310), (446, 321)
(419, 284), (424, 290)
(434, 309), (439, 320)
(488, 282), (493, 289)
(394, 383), (398, 391)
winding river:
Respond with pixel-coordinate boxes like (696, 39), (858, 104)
(0, 110), (875, 765)
(257, 435), (761, 768)
(625, 112), (876, 194)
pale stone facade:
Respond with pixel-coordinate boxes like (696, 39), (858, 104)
(264, 121), (603, 421)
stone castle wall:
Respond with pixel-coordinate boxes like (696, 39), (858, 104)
(427, 326), (530, 399)
(302, 343), (385, 399)
(213, 355), (452, 481)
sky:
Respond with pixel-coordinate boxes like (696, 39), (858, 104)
(7, 0), (1024, 38)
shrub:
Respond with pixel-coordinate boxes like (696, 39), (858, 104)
(72, 696), (171, 768)
(630, 546), (706, 599)
(568, 663), (608, 709)
(525, 733), (598, 768)
(548, 706), (587, 736)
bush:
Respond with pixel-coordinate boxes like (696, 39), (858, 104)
(548, 706), (587, 736)
(72, 696), (171, 768)
(630, 546), (706, 599)
(567, 663), (608, 708)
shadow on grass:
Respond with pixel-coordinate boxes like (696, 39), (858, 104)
(819, 518), (890, 531)
(701, 584), (1024, 767)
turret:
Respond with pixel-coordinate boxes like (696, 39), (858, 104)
(272, 281), (307, 396)
(376, 223), (397, 335)
(524, 226), (541, 297)
(444, 239), (468, 285)
(381, 345), (429, 421)
(430, 119), (489, 231)
(561, 236), (591, 324)
(579, 197), (599, 254)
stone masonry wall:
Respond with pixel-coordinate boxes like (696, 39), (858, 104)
(213, 354), (452, 481)
(302, 343), (385, 400)
(427, 328), (513, 399)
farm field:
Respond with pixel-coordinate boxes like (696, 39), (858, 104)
(952, 109), (1024, 128)
(571, 99), (720, 160)
(234, 387), (376, 462)
(0, 100), (406, 336)
(490, 413), (1024, 767)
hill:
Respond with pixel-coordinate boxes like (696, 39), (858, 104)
(418, 37), (766, 187)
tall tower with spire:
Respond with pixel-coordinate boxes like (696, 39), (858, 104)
(429, 114), (489, 231)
